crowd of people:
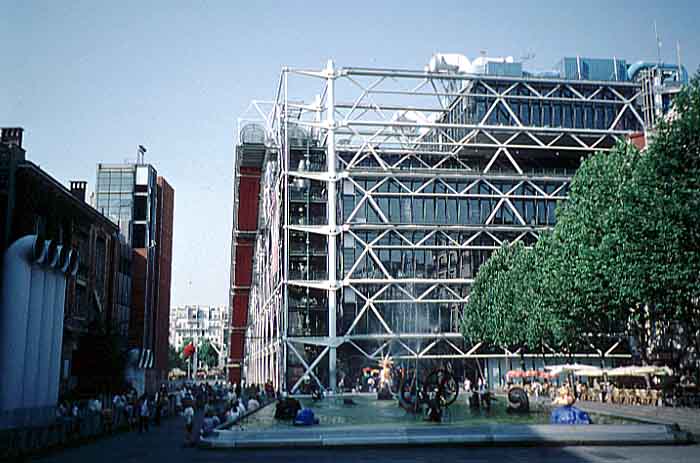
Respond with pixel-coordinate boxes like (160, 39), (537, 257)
(53, 379), (281, 446)
(55, 383), (172, 437)
(495, 374), (699, 408)
(176, 380), (277, 445)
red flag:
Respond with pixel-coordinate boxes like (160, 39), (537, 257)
(183, 342), (195, 358)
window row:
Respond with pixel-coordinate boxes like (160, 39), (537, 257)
(343, 195), (559, 225)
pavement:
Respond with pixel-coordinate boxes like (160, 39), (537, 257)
(576, 401), (700, 437)
(24, 404), (700, 463)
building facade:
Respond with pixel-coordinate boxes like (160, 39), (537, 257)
(235, 55), (687, 393)
(0, 128), (129, 426)
(95, 162), (174, 393)
(228, 132), (264, 384)
(170, 305), (230, 368)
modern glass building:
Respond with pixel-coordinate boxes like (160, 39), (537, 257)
(95, 164), (158, 248)
(233, 55), (686, 392)
(95, 162), (174, 393)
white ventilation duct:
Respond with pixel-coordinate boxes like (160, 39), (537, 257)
(470, 55), (515, 74)
(0, 235), (74, 428)
(426, 53), (516, 75)
(426, 53), (473, 74)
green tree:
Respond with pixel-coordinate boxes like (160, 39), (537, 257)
(462, 74), (700, 371)
(168, 345), (186, 371)
(197, 339), (218, 368)
(613, 76), (700, 365)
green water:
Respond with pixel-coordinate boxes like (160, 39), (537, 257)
(228, 395), (634, 431)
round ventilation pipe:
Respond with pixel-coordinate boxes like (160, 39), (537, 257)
(32, 235), (47, 264)
(69, 251), (79, 276)
(59, 247), (71, 273)
(46, 241), (59, 268)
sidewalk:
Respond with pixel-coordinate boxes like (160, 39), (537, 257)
(29, 411), (202, 463)
(576, 401), (700, 437)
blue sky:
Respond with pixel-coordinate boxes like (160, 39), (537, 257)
(1, 0), (698, 307)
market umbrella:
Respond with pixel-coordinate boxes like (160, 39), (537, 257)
(606, 366), (673, 377)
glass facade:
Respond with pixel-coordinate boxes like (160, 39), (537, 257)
(96, 167), (135, 242)
(242, 61), (647, 393)
(95, 164), (158, 248)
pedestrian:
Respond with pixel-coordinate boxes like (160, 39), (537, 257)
(201, 410), (215, 438)
(248, 395), (260, 411)
(183, 403), (195, 446)
(138, 395), (150, 433)
(154, 390), (163, 426)
(175, 388), (183, 414)
(125, 398), (134, 430)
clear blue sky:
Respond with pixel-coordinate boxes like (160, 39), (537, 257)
(2, 0), (698, 307)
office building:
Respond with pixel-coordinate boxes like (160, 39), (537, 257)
(95, 161), (174, 393)
(0, 128), (128, 426)
(232, 55), (686, 392)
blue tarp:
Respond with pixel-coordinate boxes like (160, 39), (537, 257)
(550, 406), (592, 425)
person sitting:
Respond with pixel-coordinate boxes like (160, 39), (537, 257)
(275, 397), (302, 420)
(236, 399), (247, 416)
(201, 411), (216, 437)
(468, 390), (480, 409)
(248, 395), (260, 411)
(552, 386), (576, 406)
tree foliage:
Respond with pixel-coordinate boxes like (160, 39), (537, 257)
(197, 339), (218, 368)
(462, 74), (700, 367)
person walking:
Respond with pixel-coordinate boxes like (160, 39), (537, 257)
(154, 388), (164, 426)
(183, 403), (195, 446)
(138, 395), (150, 433)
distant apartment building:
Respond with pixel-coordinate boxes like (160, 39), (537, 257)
(95, 161), (174, 393)
(169, 305), (230, 367)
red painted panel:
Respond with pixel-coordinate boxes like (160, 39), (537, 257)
(629, 132), (646, 150)
(230, 332), (245, 359)
(234, 241), (253, 286)
(228, 368), (241, 384)
(232, 291), (249, 327)
(239, 167), (260, 175)
(237, 176), (261, 231)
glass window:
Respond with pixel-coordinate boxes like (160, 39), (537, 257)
(425, 198), (434, 223)
(574, 106), (583, 128)
(584, 105), (594, 129)
(552, 104), (562, 127)
(520, 102), (530, 125)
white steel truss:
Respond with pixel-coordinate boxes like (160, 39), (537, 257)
(240, 62), (643, 392)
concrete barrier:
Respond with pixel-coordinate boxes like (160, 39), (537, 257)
(201, 423), (693, 449)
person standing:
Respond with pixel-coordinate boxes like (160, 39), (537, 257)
(154, 390), (163, 426)
(139, 395), (150, 433)
(183, 403), (195, 446)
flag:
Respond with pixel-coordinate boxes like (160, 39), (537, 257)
(183, 342), (195, 359)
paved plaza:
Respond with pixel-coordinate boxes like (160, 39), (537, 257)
(577, 401), (700, 437)
(26, 404), (700, 463)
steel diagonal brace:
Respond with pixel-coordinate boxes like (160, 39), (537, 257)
(288, 343), (329, 393)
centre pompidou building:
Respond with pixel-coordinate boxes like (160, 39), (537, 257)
(232, 55), (685, 392)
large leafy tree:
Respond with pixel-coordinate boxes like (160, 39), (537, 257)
(615, 76), (700, 366)
(197, 339), (219, 369)
(168, 345), (186, 371)
(546, 142), (640, 350)
(462, 74), (700, 370)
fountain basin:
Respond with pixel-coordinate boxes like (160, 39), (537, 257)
(202, 395), (692, 448)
